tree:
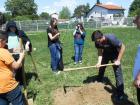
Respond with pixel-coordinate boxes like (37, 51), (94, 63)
(73, 3), (90, 18)
(59, 7), (71, 19)
(0, 12), (6, 25)
(5, 0), (37, 17)
(3, 12), (12, 21)
(128, 0), (140, 16)
(97, 0), (101, 4)
(40, 12), (50, 20)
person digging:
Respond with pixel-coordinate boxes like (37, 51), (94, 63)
(91, 30), (126, 102)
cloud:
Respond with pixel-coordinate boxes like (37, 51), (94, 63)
(54, 0), (78, 13)
(40, 6), (57, 14)
(105, 2), (115, 5)
(0, 7), (5, 12)
(130, 0), (134, 3)
(39, 0), (78, 14)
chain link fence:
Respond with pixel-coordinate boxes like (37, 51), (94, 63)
(0, 17), (135, 32)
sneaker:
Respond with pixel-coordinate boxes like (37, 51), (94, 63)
(53, 71), (61, 75)
(114, 95), (126, 102)
(79, 61), (82, 64)
(74, 62), (78, 65)
(96, 76), (104, 83)
(56, 71), (61, 75)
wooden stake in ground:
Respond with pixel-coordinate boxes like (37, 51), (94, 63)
(64, 63), (115, 72)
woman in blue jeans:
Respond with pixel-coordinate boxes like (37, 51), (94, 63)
(47, 18), (63, 74)
(73, 23), (86, 64)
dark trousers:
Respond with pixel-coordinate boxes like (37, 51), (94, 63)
(0, 85), (24, 105)
(98, 56), (124, 96)
(137, 88), (140, 105)
(12, 54), (24, 85)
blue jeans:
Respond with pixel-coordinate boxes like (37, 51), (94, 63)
(0, 85), (24, 105)
(49, 43), (61, 72)
(74, 44), (83, 62)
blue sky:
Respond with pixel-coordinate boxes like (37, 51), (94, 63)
(0, 0), (134, 16)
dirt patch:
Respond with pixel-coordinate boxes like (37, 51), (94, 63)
(53, 82), (134, 105)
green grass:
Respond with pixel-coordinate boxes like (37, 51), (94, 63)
(25, 28), (140, 105)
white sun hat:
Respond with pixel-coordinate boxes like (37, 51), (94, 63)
(51, 13), (59, 20)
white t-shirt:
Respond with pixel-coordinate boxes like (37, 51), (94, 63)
(8, 32), (19, 49)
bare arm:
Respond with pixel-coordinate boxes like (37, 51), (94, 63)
(117, 43), (125, 61)
(48, 33), (60, 41)
(96, 49), (103, 67)
(134, 71), (140, 88)
(11, 51), (25, 70)
(79, 28), (83, 35)
(73, 30), (77, 36)
(136, 71), (140, 80)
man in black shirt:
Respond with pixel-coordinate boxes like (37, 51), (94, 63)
(91, 30), (125, 101)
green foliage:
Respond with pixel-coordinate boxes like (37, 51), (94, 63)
(25, 28), (140, 105)
(73, 3), (90, 18)
(136, 8), (140, 16)
(14, 16), (30, 21)
(40, 12), (50, 20)
(0, 12), (6, 25)
(3, 12), (12, 21)
(14, 15), (39, 21)
(5, 0), (37, 17)
(128, 0), (140, 16)
(59, 7), (71, 19)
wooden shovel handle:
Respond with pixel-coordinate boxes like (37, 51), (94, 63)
(64, 63), (115, 72)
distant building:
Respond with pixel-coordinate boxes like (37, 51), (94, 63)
(86, 3), (125, 21)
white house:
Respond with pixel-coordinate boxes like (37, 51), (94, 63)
(86, 3), (125, 21)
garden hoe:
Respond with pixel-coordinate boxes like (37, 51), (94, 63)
(63, 63), (115, 94)
(64, 63), (115, 71)
(19, 38), (34, 105)
(28, 52), (41, 82)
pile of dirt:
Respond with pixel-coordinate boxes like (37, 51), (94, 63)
(53, 82), (134, 105)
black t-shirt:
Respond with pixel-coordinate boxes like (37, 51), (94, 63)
(47, 26), (60, 47)
(95, 34), (122, 58)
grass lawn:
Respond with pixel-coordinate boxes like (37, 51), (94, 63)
(25, 27), (140, 105)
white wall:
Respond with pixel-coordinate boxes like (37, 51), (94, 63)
(86, 5), (124, 21)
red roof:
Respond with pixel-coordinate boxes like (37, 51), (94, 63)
(96, 4), (125, 10)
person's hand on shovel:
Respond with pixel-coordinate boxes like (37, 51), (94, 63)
(134, 79), (140, 88)
(95, 62), (101, 68)
(114, 60), (121, 66)
(133, 72), (140, 88)
(96, 56), (102, 68)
